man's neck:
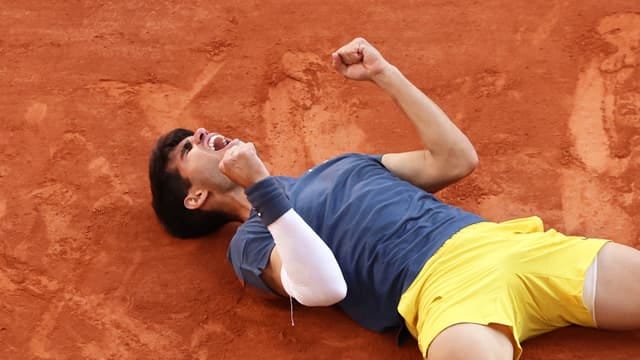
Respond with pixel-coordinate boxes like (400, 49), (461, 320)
(224, 187), (252, 222)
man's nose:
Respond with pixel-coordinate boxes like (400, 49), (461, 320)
(193, 128), (208, 145)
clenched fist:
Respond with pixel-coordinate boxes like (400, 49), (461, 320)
(219, 142), (270, 189)
(331, 37), (392, 81)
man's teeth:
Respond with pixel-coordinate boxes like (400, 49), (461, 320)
(208, 135), (229, 150)
(208, 135), (222, 150)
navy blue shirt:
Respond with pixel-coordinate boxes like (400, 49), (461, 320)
(227, 153), (483, 332)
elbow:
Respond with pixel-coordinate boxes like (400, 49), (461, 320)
(296, 281), (347, 307)
(331, 280), (348, 304)
(463, 149), (479, 174)
(451, 147), (478, 179)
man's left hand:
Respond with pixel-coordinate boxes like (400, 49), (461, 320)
(331, 37), (392, 82)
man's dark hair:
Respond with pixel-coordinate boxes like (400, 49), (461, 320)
(149, 128), (232, 238)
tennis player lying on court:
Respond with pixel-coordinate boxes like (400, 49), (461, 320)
(148, 37), (640, 360)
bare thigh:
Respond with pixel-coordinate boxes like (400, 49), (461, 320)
(594, 242), (640, 329)
(427, 323), (514, 360)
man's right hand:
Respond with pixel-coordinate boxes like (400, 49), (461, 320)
(331, 37), (393, 82)
(219, 142), (270, 189)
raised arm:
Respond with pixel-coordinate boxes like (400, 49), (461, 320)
(332, 38), (478, 193)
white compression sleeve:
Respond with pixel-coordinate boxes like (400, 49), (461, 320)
(268, 209), (347, 307)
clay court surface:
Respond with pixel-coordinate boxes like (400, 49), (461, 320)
(2, 1), (640, 359)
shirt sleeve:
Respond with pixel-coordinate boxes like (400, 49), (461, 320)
(369, 154), (384, 164)
(227, 213), (277, 294)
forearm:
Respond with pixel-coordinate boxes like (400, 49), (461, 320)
(374, 66), (477, 166)
(268, 209), (347, 306)
(246, 177), (347, 306)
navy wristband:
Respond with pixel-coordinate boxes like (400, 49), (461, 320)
(245, 177), (292, 226)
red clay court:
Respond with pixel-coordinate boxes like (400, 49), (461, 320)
(1, 1), (639, 359)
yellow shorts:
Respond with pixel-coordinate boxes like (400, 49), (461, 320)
(397, 216), (609, 359)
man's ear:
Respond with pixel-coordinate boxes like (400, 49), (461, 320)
(184, 189), (209, 210)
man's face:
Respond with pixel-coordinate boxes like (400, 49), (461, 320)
(169, 128), (242, 194)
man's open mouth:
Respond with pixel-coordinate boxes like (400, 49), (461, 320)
(206, 134), (232, 151)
